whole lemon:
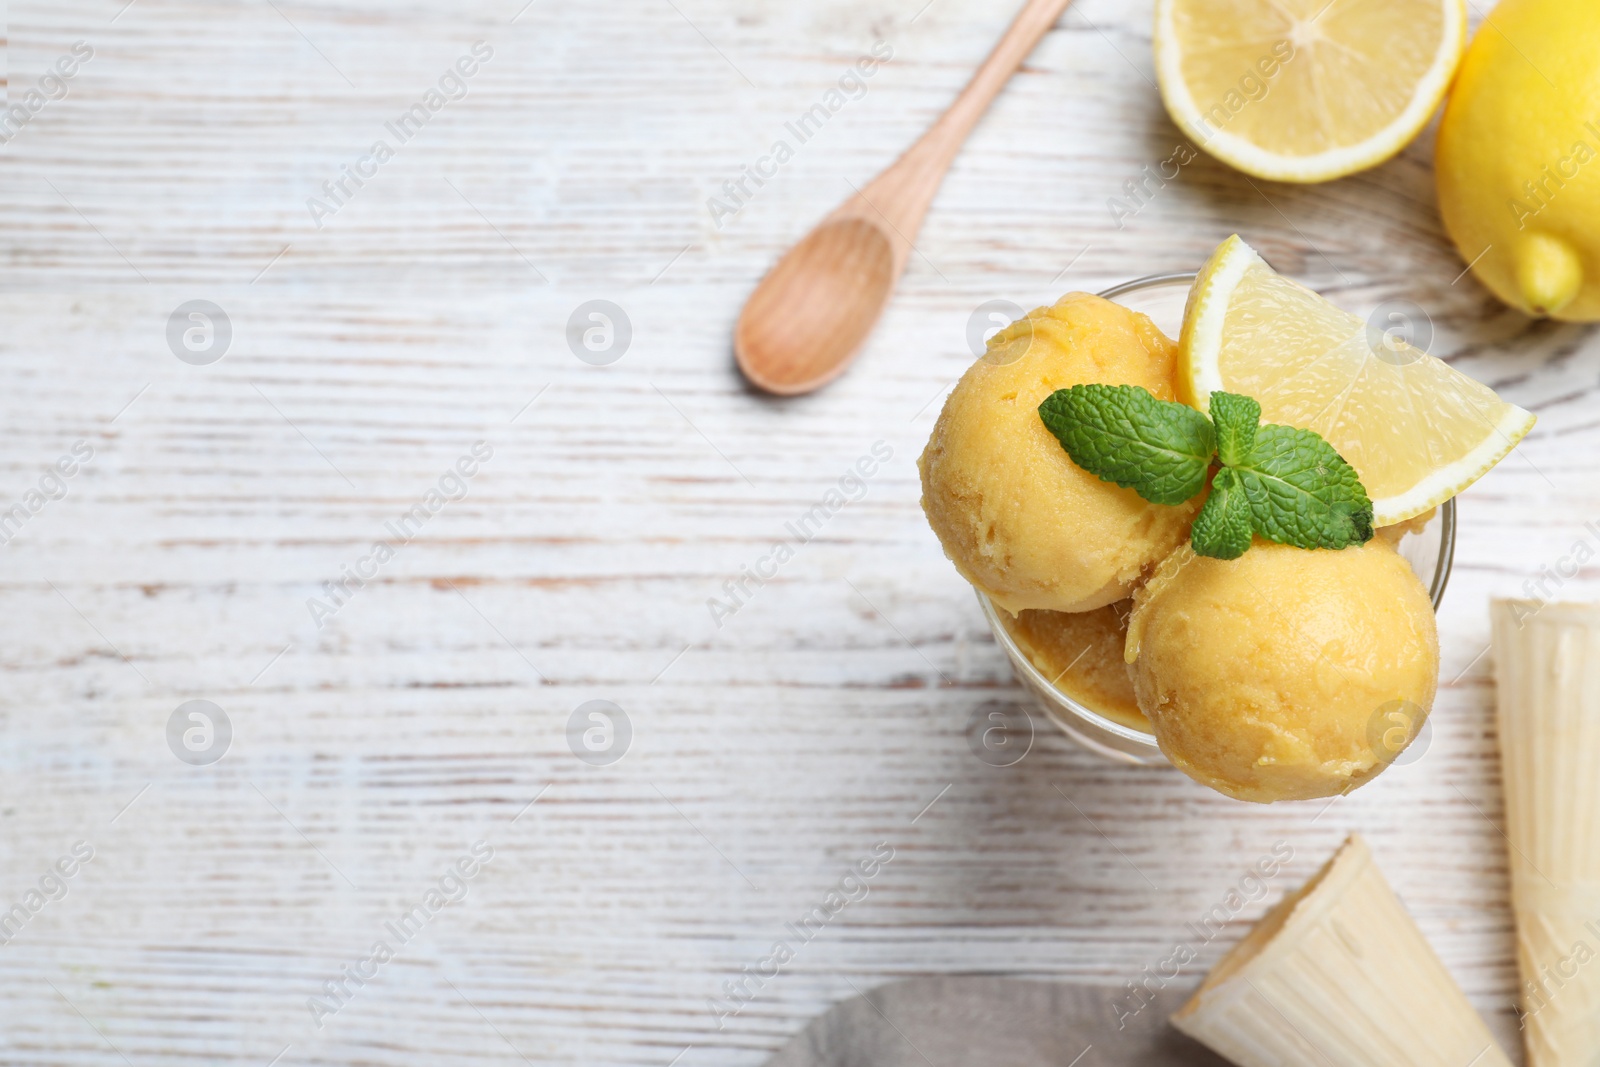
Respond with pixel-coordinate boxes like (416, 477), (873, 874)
(1436, 0), (1600, 320)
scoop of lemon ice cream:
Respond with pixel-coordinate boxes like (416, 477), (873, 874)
(920, 293), (1198, 614)
(1127, 540), (1439, 803)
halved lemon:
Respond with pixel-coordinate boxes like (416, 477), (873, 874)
(1180, 236), (1536, 526)
(1153, 0), (1467, 183)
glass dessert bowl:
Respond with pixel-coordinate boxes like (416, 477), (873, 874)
(977, 273), (1458, 765)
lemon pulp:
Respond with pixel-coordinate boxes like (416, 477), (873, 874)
(1181, 236), (1536, 525)
(1155, 0), (1466, 182)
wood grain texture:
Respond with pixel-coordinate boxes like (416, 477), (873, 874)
(0, 0), (1593, 1064)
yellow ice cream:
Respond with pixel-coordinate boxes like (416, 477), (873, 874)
(1127, 540), (1439, 803)
(920, 293), (1198, 614)
(1002, 601), (1147, 732)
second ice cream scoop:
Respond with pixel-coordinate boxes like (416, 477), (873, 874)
(1128, 539), (1440, 803)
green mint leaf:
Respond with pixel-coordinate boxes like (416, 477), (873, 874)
(1038, 384), (1215, 506)
(1209, 391), (1260, 468)
(1190, 468), (1253, 559)
(1232, 424), (1375, 550)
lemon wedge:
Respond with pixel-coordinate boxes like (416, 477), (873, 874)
(1153, 0), (1466, 182)
(1180, 236), (1536, 526)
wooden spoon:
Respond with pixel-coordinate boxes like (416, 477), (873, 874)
(734, 0), (1076, 395)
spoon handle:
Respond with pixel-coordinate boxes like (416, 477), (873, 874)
(844, 0), (1075, 239)
(920, 0), (1077, 169)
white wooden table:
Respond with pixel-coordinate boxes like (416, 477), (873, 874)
(0, 0), (1592, 1063)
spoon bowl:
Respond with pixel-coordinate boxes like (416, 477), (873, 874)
(735, 218), (897, 395)
(732, 0), (1076, 395)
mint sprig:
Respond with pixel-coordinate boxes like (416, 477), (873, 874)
(1037, 385), (1374, 560)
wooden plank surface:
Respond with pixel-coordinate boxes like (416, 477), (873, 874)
(0, 0), (1594, 1063)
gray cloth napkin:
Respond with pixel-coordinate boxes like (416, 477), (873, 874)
(766, 976), (1232, 1067)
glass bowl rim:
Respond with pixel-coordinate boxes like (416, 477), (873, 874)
(980, 270), (1458, 751)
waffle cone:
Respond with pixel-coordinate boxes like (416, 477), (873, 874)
(1492, 600), (1600, 1064)
(1172, 835), (1510, 1067)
